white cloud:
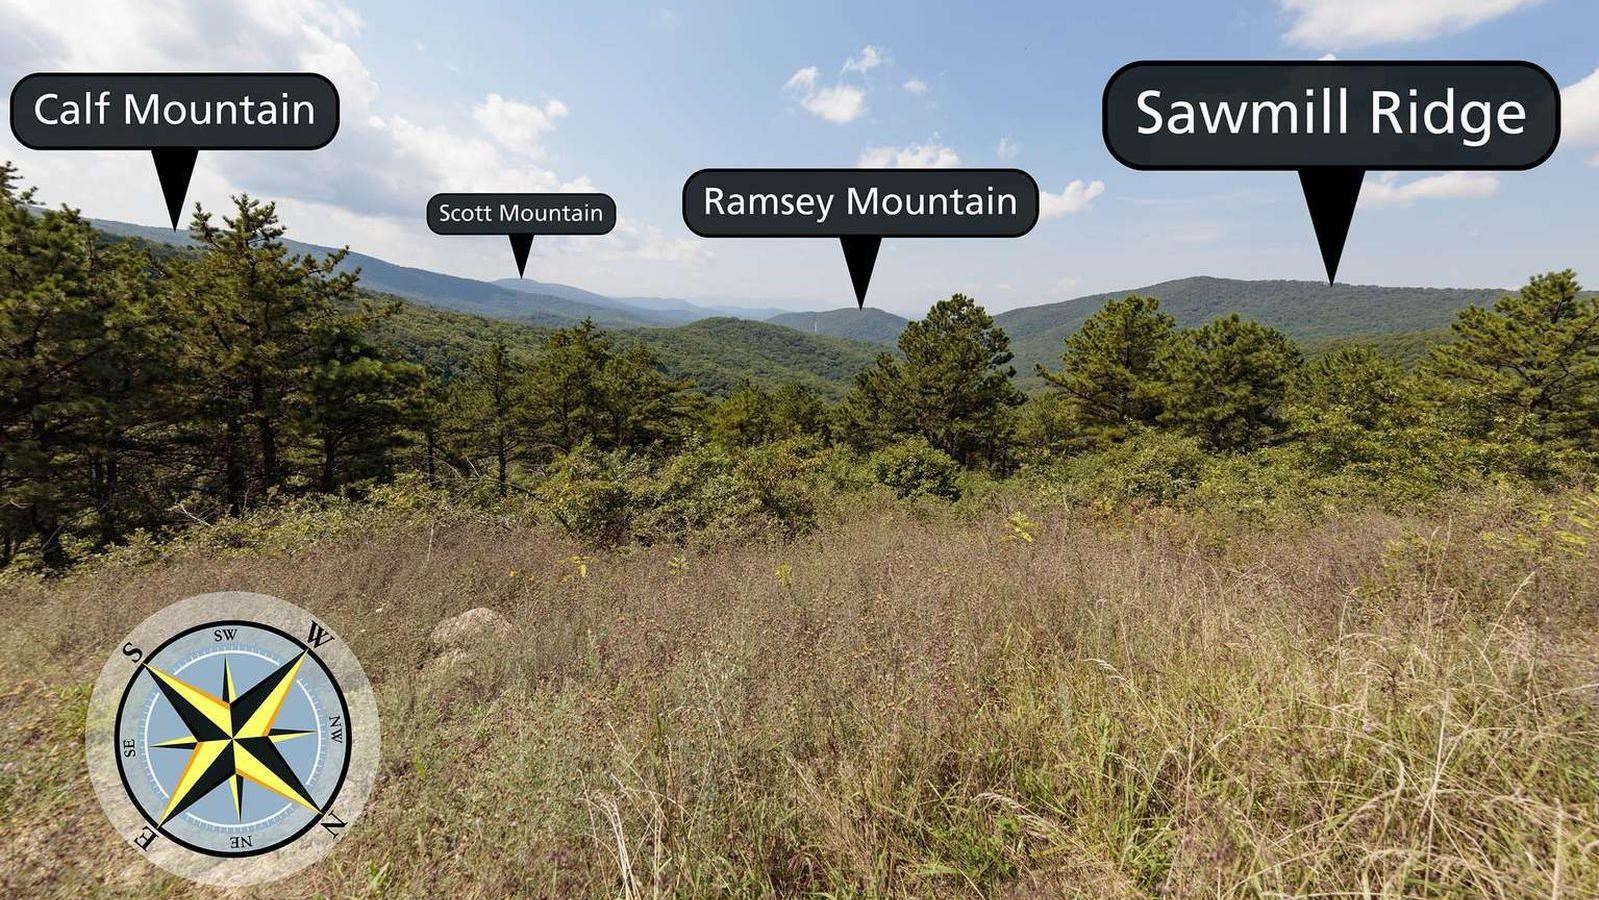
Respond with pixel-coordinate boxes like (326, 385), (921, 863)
(1038, 180), (1105, 220)
(0, 0), (696, 283)
(472, 93), (568, 157)
(842, 45), (885, 74)
(784, 66), (818, 94)
(903, 78), (928, 96)
(1360, 171), (1501, 208)
(1563, 66), (1599, 166)
(803, 85), (866, 123)
(857, 141), (960, 168)
(364, 113), (591, 199)
(996, 137), (1018, 161)
(783, 65), (865, 123)
(1280, 0), (1543, 49)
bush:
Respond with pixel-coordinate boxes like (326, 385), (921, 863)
(871, 437), (962, 501)
(1049, 430), (1209, 507)
(535, 445), (640, 547)
(537, 439), (843, 547)
(631, 444), (760, 543)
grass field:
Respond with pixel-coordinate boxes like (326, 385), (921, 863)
(3, 490), (1597, 897)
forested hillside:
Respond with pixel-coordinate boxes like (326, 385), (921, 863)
(369, 296), (882, 397)
(88, 215), (671, 328)
(5, 163), (1599, 572)
(1000, 276), (1509, 381)
(767, 307), (911, 343)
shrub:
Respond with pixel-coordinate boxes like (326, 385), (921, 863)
(1051, 430), (1209, 507)
(631, 443), (759, 543)
(871, 437), (962, 501)
(535, 445), (639, 546)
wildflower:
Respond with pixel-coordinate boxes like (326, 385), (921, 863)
(1006, 511), (1036, 543)
(775, 563), (793, 587)
(571, 555), (589, 579)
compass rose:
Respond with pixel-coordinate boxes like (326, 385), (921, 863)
(145, 653), (319, 824)
(87, 592), (381, 886)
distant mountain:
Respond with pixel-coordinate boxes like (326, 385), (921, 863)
(84, 213), (1528, 397)
(767, 308), (909, 344)
(1000, 276), (1507, 384)
(371, 300), (880, 398)
(620, 318), (885, 399)
(494, 279), (790, 323)
(87, 216), (678, 329)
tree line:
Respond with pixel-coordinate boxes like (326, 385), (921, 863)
(4, 164), (1597, 568)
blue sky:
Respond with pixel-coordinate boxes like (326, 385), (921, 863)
(4, 0), (1599, 314)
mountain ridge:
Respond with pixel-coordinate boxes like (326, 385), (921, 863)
(83, 212), (1532, 394)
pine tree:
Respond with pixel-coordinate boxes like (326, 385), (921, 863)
(711, 381), (828, 448)
(842, 294), (1024, 468)
(0, 165), (167, 565)
(301, 320), (426, 493)
(521, 320), (694, 460)
(1283, 345), (1459, 495)
(1039, 294), (1173, 450)
(164, 195), (367, 511)
(1423, 270), (1599, 478)
(453, 340), (526, 497)
(1157, 314), (1301, 452)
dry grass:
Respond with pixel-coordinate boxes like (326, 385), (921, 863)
(2, 491), (1597, 898)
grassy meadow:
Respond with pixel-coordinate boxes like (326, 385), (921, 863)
(3, 486), (1597, 898)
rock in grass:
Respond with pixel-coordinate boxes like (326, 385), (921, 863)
(429, 607), (512, 650)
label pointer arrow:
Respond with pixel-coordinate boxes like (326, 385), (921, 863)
(840, 236), (882, 309)
(508, 233), (534, 278)
(1297, 167), (1364, 284)
(151, 149), (199, 231)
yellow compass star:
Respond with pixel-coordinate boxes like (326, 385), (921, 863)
(145, 653), (318, 825)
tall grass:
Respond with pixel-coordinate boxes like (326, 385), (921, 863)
(2, 490), (1596, 897)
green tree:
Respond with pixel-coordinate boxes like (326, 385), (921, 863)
(301, 320), (426, 493)
(711, 381), (829, 448)
(1157, 314), (1302, 452)
(164, 195), (368, 512)
(842, 294), (1024, 468)
(452, 340), (526, 497)
(1039, 294), (1173, 450)
(0, 165), (169, 565)
(1422, 270), (1599, 479)
(521, 320), (695, 460)
(1283, 346), (1459, 497)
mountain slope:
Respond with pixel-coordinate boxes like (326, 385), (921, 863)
(1001, 276), (1506, 381)
(494, 279), (790, 323)
(87, 216), (669, 328)
(767, 308), (910, 344)
(370, 301), (881, 399)
(619, 318), (884, 399)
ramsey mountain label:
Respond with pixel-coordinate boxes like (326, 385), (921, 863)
(86, 592), (379, 886)
(682, 169), (1038, 237)
(10, 73), (340, 229)
(682, 168), (1039, 307)
(1102, 61), (1560, 283)
(426, 192), (617, 278)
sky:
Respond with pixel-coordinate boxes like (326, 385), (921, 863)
(3, 0), (1599, 316)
